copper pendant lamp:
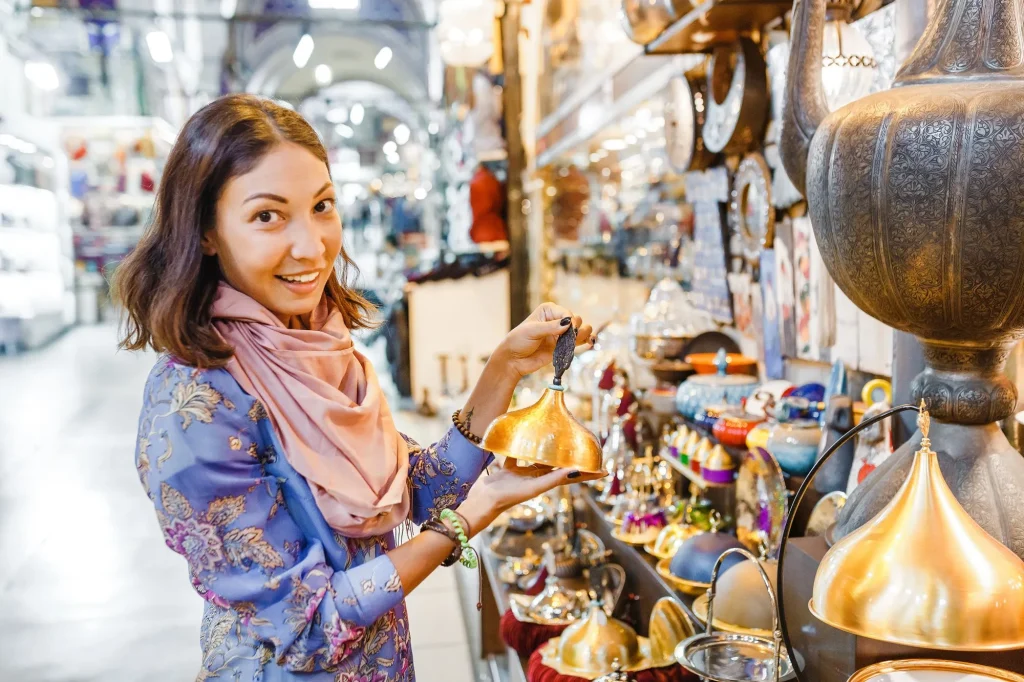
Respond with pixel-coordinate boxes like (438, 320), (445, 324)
(482, 326), (604, 473)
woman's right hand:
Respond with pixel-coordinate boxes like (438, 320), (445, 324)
(456, 458), (605, 536)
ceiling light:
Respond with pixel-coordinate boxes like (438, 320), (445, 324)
(428, 122), (439, 135)
(326, 107), (348, 123)
(24, 61), (59, 91)
(314, 63), (332, 86)
(220, 0), (237, 19)
(146, 31), (173, 64)
(414, 187), (427, 201)
(374, 46), (393, 70)
(467, 28), (484, 45)
(393, 123), (410, 145)
(383, 140), (398, 155)
(309, 0), (360, 7)
(386, 152), (400, 165)
(335, 123), (354, 138)
(625, 134), (637, 145)
(602, 139), (627, 151)
(350, 103), (365, 125)
(293, 33), (314, 68)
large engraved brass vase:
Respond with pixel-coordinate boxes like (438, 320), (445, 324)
(780, 0), (1024, 556)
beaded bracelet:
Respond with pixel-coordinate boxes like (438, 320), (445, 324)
(451, 411), (483, 445)
(440, 509), (479, 569)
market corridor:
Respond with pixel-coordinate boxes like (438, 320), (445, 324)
(0, 325), (474, 682)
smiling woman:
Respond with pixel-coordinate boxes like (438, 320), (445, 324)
(111, 94), (596, 681)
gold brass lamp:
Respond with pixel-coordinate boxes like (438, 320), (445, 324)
(810, 404), (1024, 650)
(776, 401), (1024, 671)
(482, 326), (604, 473)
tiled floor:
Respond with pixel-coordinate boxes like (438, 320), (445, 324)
(0, 324), (474, 682)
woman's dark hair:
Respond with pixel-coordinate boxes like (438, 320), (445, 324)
(114, 94), (375, 368)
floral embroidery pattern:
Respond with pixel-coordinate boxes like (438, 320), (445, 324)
(158, 482), (284, 575)
(136, 361), (489, 680)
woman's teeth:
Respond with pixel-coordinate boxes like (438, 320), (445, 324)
(278, 272), (319, 283)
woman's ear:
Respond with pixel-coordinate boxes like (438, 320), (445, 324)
(200, 232), (217, 256)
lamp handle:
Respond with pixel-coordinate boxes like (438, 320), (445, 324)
(776, 403), (921, 682)
(705, 546), (782, 682)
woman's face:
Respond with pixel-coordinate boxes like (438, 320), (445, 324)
(203, 142), (341, 324)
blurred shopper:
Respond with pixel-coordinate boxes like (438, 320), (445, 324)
(113, 95), (596, 681)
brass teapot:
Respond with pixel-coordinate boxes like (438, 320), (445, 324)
(780, 0), (1024, 556)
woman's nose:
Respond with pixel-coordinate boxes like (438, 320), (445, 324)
(289, 219), (326, 261)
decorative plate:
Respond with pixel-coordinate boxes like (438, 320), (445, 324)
(728, 152), (774, 274)
(702, 38), (769, 155)
(509, 592), (587, 626)
(735, 448), (788, 556)
(806, 491), (847, 538)
(665, 66), (716, 172)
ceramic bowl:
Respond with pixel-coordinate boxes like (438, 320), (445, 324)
(713, 413), (766, 448)
(787, 382), (826, 402)
(685, 352), (758, 375)
(693, 404), (738, 432)
(676, 374), (759, 420)
(745, 421), (774, 451)
(669, 533), (747, 584)
(766, 419), (822, 476)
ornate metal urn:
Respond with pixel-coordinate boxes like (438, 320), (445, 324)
(780, 0), (1024, 556)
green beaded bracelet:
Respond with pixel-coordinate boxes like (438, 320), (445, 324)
(440, 509), (479, 569)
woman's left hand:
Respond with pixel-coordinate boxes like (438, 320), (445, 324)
(495, 303), (594, 379)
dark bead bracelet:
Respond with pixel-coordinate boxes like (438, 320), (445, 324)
(422, 518), (463, 567)
(452, 410), (483, 445)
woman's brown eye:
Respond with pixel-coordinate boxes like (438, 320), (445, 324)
(315, 200), (332, 213)
(257, 211), (272, 223)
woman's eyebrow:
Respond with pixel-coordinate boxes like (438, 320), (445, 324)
(243, 192), (288, 204)
(314, 182), (333, 196)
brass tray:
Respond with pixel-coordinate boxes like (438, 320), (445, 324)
(644, 540), (675, 561)
(508, 592), (584, 627)
(611, 526), (663, 546)
(847, 660), (1024, 682)
(656, 557), (711, 596)
(539, 636), (658, 681)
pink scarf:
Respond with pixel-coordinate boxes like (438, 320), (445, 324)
(211, 283), (410, 538)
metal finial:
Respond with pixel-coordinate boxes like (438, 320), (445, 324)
(917, 399), (931, 450)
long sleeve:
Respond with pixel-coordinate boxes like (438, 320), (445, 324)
(134, 360), (403, 672)
(405, 427), (492, 525)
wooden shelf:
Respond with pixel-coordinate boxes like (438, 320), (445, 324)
(645, 0), (793, 54)
(663, 454), (709, 491)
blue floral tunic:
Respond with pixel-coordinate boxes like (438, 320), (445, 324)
(134, 357), (491, 681)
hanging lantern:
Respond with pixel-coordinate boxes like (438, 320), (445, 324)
(820, 21), (876, 110)
(438, 0), (496, 68)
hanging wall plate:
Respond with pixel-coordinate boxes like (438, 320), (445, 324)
(665, 65), (716, 172)
(702, 38), (769, 155)
(728, 152), (774, 274)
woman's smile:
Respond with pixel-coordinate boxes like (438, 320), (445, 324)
(276, 270), (323, 295)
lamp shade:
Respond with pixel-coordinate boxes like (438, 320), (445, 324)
(820, 21), (876, 110)
(482, 386), (604, 473)
(811, 406), (1024, 650)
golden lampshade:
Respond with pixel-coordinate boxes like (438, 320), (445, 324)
(546, 601), (643, 676)
(481, 326), (603, 473)
(481, 386), (603, 472)
(811, 404), (1024, 651)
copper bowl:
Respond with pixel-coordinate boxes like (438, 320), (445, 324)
(685, 352), (758, 375)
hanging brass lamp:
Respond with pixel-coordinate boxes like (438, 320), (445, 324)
(482, 326), (604, 473)
(810, 403), (1024, 651)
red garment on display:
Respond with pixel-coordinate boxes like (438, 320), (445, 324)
(469, 164), (508, 243)
(526, 649), (696, 682)
(499, 610), (569, 658)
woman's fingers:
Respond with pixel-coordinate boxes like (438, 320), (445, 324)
(576, 323), (594, 346)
